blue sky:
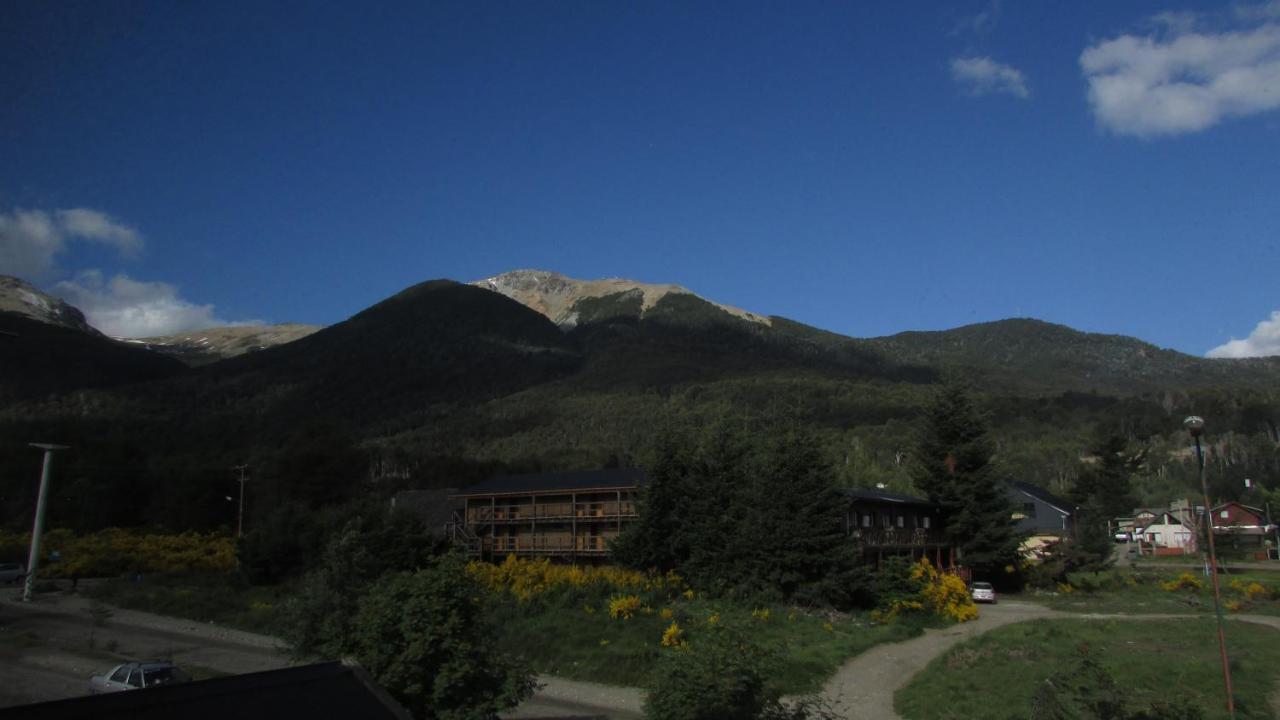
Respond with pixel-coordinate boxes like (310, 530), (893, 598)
(2, 1), (1278, 356)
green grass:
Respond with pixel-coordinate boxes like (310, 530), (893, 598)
(896, 618), (1280, 720)
(488, 598), (926, 694)
(84, 572), (289, 635)
(1030, 567), (1280, 617)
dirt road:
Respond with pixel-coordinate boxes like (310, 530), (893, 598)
(0, 592), (292, 709)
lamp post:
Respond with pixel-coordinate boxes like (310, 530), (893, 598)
(24, 443), (69, 602)
(233, 465), (249, 539)
(1185, 416), (1235, 718)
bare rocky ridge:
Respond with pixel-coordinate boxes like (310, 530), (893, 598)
(472, 269), (772, 329)
(0, 275), (100, 335)
(129, 323), (322, 366)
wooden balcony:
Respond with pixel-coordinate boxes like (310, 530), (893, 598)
(466, 502), (637, 524)
(851, 527), (946, 548)
(475, 535), (613, 556)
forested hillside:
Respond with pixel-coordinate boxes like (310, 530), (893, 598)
(1, 276), (1277, 564)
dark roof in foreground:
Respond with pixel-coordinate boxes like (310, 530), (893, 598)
(0, 661), (411, 720)
(452, 468), (645, 496)
(844, 488), (935, 506)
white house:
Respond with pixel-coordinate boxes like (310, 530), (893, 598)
(1134, 512), (1196, 552)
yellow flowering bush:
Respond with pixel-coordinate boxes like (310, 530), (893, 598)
(706, 612), (721, 626)
(1057, 583), (1075, 595)
(466, 555), (685, 604)
(1245, 582), (1269, 601)
(609, 594), (642, 619)
(751, 608), (770, 622)
(0, 528), (235, 577)
(874, 559), (977, 623)
(1161, 572), (1202, 592)
(913, 559), (977, 623)
(661, 621), (685, 647)
(660, 607), (674, 620)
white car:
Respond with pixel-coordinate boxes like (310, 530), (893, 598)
(971, 581), (996, 603)
(88, 662), (190, 693)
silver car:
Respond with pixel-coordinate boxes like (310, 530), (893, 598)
(0, 563), (24, 584)
(88, 662), (190, 693)
(971, 581), (996, 603)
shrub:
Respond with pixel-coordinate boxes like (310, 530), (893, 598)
(661, 621), (685, 648)
(644, 624), (838, 720)
(1161, 573), (1203, 592)
(872, 559), (976, 624)
(609, 594), (642, 620)
(350, 556), (536, 720)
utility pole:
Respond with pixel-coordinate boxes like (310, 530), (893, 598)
(233, 465), (249, 538)
(1185, 416), (1235, 718)
(24, 443), (69, 602)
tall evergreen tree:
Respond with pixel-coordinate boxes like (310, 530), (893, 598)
(1062, 430), (1142, 573)
(913, 384), (1024, 582)
(744, 430), (871, 608)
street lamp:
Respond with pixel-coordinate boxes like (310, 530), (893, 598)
(24, 443), (69, 602)
(1185, 416), (1235, 718)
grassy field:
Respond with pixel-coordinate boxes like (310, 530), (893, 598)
(83, 572), (288, 635)
(1031, 566), (1280, 617)
(488, 597), (927, 694)
(896, 618), (1280, 720)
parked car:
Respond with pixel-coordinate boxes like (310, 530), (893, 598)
(89, 662), (190, 694)
(1114, 531), (1132, 543)
(0, 563), (24, 584)
(971, 581), (996, 604)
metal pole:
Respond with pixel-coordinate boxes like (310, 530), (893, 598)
(1189, 421), (1235, 718)
(24, 443), (69, 602)
(234, 465), (248, 538)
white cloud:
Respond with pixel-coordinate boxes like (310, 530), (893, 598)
(0, 207), (142, 278)
(951, 0), (1003, 37)
(1207, 310), (1280, 358)
(53, 270), (259, 338)
(950, 56), (1030, 98)
(1079, 16), (1280, 137)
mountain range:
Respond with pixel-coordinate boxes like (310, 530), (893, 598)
(0, 269), (1276, 536)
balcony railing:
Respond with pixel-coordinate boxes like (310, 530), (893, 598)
(466, 502), (637, 524)
(851, 527), (945, 547)
(473, 535), (614, 555)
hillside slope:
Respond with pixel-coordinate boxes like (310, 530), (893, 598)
(0, 276), (100, 335)
(132, 323), (321, 366)
(869, 318), (1280, 394)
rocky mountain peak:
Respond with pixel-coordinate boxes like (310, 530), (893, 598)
(0, 275), (100, 335)
(471, 269), (771, 328)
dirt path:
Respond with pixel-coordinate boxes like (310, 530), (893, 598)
(0, 592), (292, 709)
(823, 602), (1280, 720)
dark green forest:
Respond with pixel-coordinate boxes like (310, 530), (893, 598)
(3, 279), (1279, 575)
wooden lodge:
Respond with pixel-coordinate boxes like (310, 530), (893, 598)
(446, 470), (958, 569)
(447, 469), (641, 560)
(845, 489), (955, 568)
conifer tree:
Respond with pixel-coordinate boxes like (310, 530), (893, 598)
(744, 430), (869, 607)
(913, 384), (1024, 582)
(1062, 430), (1141, 573)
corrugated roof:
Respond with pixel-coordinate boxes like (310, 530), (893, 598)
(451, 468), (644, 497)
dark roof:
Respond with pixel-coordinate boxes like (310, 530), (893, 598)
(451, 468), (645, 497)
(845, 489), (936, 507)
(1010, 481), (1076, 515)
(0, 662), (411, 720)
